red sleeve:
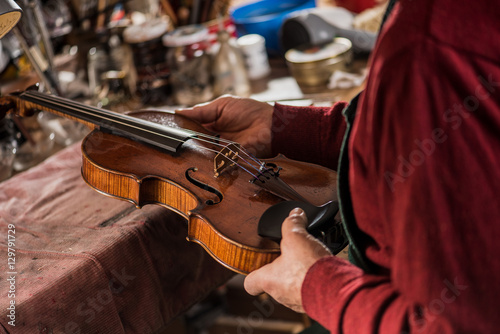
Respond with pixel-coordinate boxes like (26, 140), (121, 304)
(301, 0), (500, 332)
(271, 102), (347, 170)
(302, 257), (410, 333)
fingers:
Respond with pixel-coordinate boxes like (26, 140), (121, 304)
(244, 209), (305, 296)
(245, 208), (307, 296)
(244, 207), (331, 313)
(176, 96), (232, 123)
(282, 208), (333, 260)
(282, 208), (308, 238)
(175, 102), (219, 124)
(175, 95), (237, 124)
(244, 264), (269, 296)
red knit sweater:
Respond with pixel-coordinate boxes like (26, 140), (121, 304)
(271, 0), (500, 332)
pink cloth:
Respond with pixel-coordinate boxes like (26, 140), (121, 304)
(272, 0), (500, 332)
(0, 143), (233, 333)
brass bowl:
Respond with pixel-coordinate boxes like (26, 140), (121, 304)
(285, 37), (353, 87)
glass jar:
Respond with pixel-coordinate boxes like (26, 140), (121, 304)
(123, 17), (172, 104)
(162, 25), (213, 106)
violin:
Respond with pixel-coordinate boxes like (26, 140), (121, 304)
(0, 89), (339, 274)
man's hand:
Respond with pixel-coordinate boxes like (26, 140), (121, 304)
(244, 208), (333, 313)
(176, 95), (274, 158)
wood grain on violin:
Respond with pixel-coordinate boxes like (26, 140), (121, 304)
(0, 90), (338, 274)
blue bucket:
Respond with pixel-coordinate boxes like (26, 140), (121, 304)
(230, 0), (316, 56)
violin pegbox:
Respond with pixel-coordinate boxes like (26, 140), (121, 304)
(214, 143), (240, 177)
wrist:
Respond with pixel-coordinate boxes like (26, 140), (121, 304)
(271, 102), (347, 169)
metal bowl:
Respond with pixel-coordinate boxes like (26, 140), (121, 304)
(285, 37), (352, 87)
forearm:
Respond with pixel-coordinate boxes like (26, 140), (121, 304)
(302, 257), (453, 334)
(271, 102), (347, 170)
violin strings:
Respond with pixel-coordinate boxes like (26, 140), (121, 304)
(186, 136), (268, 180)
(194, 132), (266, 170)
(186, 139), (261, 179)
(25, 91), (270, 179)
(189, 135), (267, 176)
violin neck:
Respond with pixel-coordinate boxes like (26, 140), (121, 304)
(6, 90), (194, 152)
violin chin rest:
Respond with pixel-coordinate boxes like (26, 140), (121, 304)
(258, 200), (339, 242)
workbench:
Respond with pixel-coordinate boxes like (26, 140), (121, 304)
(0, 142), (234, 333)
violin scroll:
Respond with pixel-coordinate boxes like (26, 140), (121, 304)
(0, 85), (43, 119)
(0, 97), (15, 120)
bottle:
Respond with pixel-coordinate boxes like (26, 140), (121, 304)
(123, 17), (172, 104)
(237, 34), (271, 80)
(212, 29), (251, 98)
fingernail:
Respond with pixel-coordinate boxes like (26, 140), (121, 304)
(290, 208), (304, 216)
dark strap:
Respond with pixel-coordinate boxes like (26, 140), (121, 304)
(337, 93), (378, 272)
(337, 0), (400, 273)
(298, 2), (400, 333)
(380, 0), (400, 33)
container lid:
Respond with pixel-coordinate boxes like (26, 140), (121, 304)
(123, 17), (170, 44)
(0, 0), (22, 39)
(285, 38), (352, 64)
(162, 25), (209, 47)
(237, 34), (265, 50)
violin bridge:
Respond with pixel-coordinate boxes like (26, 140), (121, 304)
(214, 143), (240, 177)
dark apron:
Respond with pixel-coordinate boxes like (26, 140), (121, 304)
(299, 1), (399, 332)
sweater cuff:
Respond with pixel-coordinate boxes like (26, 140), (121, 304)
(271, 102), (348, 170)
(301, 257), (338, 316)
(301, 256), (364, 328)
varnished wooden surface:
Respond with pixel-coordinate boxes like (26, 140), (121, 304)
(81, 111), (338, 274)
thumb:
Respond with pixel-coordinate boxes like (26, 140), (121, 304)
(175, 101), (217, 124)
(282, 208), (308, 239)
(244, 262), (271, 296)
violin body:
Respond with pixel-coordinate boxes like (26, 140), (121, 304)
(82, 110), (338, 274)
(0, 90), (338, 275)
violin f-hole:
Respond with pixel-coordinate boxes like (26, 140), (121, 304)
(185, 167), (223, 205)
